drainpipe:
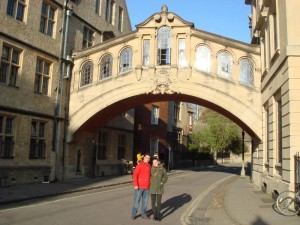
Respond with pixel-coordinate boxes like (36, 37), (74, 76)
(54, 0), (72, 181)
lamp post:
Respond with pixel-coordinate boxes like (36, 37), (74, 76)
(241, 130), (245, 178)
(167, 147), (171, 172)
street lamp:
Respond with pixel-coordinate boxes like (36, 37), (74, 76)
(241, 130), (246, 178)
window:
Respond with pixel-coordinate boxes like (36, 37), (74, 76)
(34, 58), (50, 95)
(6, 0), (26, 22)
(97, 132), (107, 159)
(39, 2), (55, 36)
(276, 95), (282, 174)
(80, 61), (93, 87)
(143, 39), (150, 66)
(118, 7), (123, 31)
(119, 47), (132, 73)
(82, 27), (94, 49)
(0, 45), (21, 87)
(105, 0), (114, 24)
(29, 121), (46, 159)
(151, 105), (159, 125)
(195, 45), (211, 72)
(0, 116), (14, 159)
(95, 0), (101, 15)
(117, 134), (126, 160)
(178, 39), (187, 67)
(174, 101), (181, 122)
(217, 51), (232, 79)
(239, 58), (254, 85)
(150, 139), (159, 156)
(157, 26), (171, 65)
(100, 54), (112, 80)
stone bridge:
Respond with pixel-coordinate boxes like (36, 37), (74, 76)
(68, 5), (261, 143)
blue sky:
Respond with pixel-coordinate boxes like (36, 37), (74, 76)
(126, 0), (251, 43)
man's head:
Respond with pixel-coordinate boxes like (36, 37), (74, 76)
(143, 153), (151, 163)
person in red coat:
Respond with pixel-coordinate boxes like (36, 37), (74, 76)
(131, 153), (151, 220)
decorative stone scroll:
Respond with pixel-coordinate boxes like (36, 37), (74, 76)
(147, 69), (179, 94)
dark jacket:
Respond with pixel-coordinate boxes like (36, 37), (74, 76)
(150, 165), (168, 195)
(133, 161), (151, 189)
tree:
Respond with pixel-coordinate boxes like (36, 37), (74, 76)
(189, 108), (245, 157)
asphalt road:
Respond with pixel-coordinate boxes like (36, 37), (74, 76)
(0, 168), (238, 225)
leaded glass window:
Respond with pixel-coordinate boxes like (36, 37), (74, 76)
(157, 26), (171, 65)
(195, 45), (211, 72)
(217, 51), (232, 79)
(0, 45), (20, 87)
(35, 58), (51, 95)
(178, 39), (187, 67)
(143, 39), (150, 66)
(80, 61), (93, 87)
(239, 58), (254, 85)
(100, 54), (112, 80)
(119, 47), (132, 73)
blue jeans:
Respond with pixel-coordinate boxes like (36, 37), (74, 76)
(131, 189), (149, 217)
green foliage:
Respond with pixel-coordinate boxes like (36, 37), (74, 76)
(190, 108), (246, 155)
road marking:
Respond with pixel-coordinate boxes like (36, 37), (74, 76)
(180, 174), (235, 225)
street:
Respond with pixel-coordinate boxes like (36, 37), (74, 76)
(0, 167), (239, 225)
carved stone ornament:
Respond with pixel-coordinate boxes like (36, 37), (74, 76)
(147, 69), (178, 94)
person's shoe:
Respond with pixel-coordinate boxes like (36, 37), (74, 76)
(141, 216), (151, 220)
(131, 216), (136, 220)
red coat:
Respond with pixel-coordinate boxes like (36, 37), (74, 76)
(133, 161), (151, 189)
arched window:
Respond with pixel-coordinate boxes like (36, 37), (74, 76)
(80, 61), (93, 87)
(240, 58), (254, 85)
(217, 51), (232, 79)
(157, 26), (171, 65)
(100, 54), (112, 80)
(119, 47), (132, 73)
(195, 45), (211, 72)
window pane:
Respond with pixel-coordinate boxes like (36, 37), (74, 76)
(100, 55), (112, 79)
(9, 66), (18, 86)
(120, 48), (132, 73)
(157, 26), (171, 65)
(178, 39), (187, 67)
(6, 0), (15, 16)
(81, 61), (93, 86)
(218, 52), (232, 79)
(0, 63), (9, 83)
(240, 59), (254, 85)
(5, 118), (13, 134)
(16, 4), (25, 21)
(2, 46), (9, 61)
(195, 45), (211, 72)
(143, 40), (150, 66)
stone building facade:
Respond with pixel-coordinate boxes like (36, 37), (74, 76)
(0, 0), (132, 185)
(246, 0), (300, 194)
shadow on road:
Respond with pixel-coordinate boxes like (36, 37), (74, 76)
(159, 193), (192, 219)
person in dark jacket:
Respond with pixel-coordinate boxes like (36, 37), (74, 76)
(150, 158), (168, 221)
(131, 153), (151, 220)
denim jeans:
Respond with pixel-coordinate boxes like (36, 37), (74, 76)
(131, 188), (149, 217)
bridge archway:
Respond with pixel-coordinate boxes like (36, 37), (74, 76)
(66, 5), (262, 178)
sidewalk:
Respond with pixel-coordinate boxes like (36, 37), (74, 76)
(205, 175), (300, 225)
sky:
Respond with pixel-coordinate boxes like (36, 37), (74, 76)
(126, 0), (251, 43)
